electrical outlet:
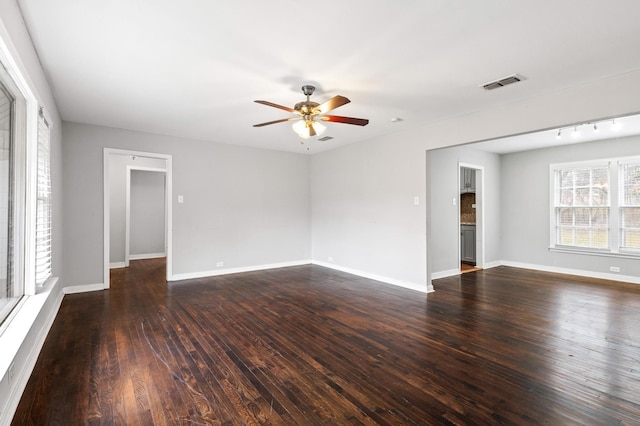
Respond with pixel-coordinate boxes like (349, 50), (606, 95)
(216, 261), (224, 267)
(610, 266), (620, 273)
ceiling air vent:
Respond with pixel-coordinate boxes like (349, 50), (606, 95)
(481, 74), (525, 90)
(318, 136), (333, 141)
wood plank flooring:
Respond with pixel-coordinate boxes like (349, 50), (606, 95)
(12, 259), (640, 425)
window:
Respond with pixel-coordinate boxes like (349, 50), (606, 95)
(0, 78), (19, 324)
(35, 108), (51, 286)
(620, 162), (640, 251)
(551, 157), (640, 256)
(0, 48), (32, 327)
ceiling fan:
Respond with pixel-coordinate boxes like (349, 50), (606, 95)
(253, 85), (369, 139)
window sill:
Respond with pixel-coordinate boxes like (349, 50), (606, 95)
(549, 246), (640, 260)
(0, 277), (60, 379)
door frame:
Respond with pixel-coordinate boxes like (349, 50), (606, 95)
(458, 162), (484, 271)
(103, 148), (173, 288)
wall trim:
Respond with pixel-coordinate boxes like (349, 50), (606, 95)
(431, 269), (460, 280)
(109, 262), (126, 269)
(0, 278), (63, 426)
(313, 261), (433, 294)
(431, 260), (637, 284)
(483, 261), (502, 269)
(129, 253), (166, 260)
(499, 260), (640, 285)
(63, 283), (104, 294)
(169, 260), (313, 282)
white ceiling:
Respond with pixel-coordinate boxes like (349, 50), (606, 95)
(17, 0), (640, 154)
(471, 113), (640, 154)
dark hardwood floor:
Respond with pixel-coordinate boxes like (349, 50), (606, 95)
(12, 259), (640, 425)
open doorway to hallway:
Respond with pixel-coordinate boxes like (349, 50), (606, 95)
(459, 164), (484, 274)
(103, 148), (173, 288)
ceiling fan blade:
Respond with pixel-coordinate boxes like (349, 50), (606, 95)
(314, 95), (350, 114)
(320, 115), (369, 126)
(253, 117), (300, 127)
(254, 100), (298, 114)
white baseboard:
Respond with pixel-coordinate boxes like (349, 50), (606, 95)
(129, 252), (166, 260)
(500, 260), (640, 285)
(169, 260), (312, 282)
(313, 261), (433, 293)
(63, 283), (104, 294)
(109, 262), (126, 269)
(0, 278), (63, 426)
(481, 261), (502, 269)
(431, 269), (460, 280)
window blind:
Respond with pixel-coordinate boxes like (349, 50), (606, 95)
(35, 107), (51, 286)
(620, 162), (640, 251)
(554, 164), (610, 249)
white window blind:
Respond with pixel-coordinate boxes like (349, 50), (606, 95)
(35, 107), (51, 286)
(553, 164), (610, 249)
(620, 162), (640, 251)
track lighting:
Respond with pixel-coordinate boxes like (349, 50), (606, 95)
(612, 119), (622, 131)
(571, 126), (580, 138)
(555, 117), (624, 141)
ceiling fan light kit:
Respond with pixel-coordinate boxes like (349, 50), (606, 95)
(254, 85), (369, 140)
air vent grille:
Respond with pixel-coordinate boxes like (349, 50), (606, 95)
(481, 74), (525, 90)
(318, 136), (333, 141)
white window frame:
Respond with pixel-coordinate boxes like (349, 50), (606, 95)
(618, 159), (640, 255)
(549, 156), (640, 259)
(0, 34), (40, 331)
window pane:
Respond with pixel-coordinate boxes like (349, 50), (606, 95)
(575, 169), (590, 186)
(559, 189), (573, 206)
(621, 207), (640, 249)
(575, 188), (590, 206)
(0, 84), (17, 325)
(622, 164), (640, 205)
(554, 166), (610, 250)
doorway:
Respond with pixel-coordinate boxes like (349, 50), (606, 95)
(126, 168), (167, 266)
(103, 148), (173, 288)
(459, 163), (484, 273)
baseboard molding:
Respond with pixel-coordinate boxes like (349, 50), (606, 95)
(482, 261), (502, 269)
(431, 269), (460, 280)
(109, 262), (126, 269)
(500, 260), (640, 285)
(0, 278), (63, 426)
(63, 283), (105, 294)
(129, 253), (166, 260)
(313, 261), (433, 293)
(169, 260), (312, 282)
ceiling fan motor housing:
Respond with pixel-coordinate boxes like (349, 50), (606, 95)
(301, 85), (315, 96)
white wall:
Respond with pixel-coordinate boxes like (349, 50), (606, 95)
(428, 146), (501, 275)
(62, 122), (311, 286)
(311, 135), (427, 291)
(130, 170), (166, 258)
(0, 1), (64, 423)
(501, 135), (640, 280)
(310, 69), (640, 291)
